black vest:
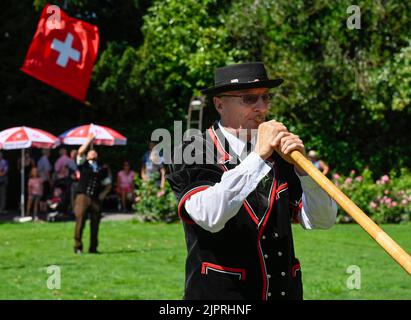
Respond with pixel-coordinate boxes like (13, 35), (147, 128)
(166, 122), (303, 300)
(76, 160), (106, 199)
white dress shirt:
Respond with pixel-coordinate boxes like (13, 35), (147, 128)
(184, 122), (337, 233)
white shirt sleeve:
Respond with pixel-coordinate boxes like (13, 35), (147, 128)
(184, 152), (272, 233)
(296, 171), (338, 230)
(76, 154), (86, 166)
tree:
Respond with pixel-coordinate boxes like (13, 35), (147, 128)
(2, 0), (410, 211)
(0, 0), (149, 208)
(223, 0), (411, 175)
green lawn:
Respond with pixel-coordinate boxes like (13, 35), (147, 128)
(0, 220), (410, 300)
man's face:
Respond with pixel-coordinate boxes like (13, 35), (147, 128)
(87, 150), (98, 161)
(214, 87), (270, 131)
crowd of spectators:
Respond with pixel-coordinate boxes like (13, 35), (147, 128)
(0, 142), (166, 219)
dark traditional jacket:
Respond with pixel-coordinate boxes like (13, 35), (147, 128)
(166, 122), (303, 300)
(76, 160), (109, 200)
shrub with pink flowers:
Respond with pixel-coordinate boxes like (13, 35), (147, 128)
(331, 168), (411, 224)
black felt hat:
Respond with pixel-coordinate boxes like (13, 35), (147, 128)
(201, 62), (283, 96)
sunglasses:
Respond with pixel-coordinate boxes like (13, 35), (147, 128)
(217, 93), (274, 105)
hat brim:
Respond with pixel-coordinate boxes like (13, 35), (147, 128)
(201, 78), (283, 96)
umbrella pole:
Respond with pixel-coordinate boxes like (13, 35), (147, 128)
(21, 149), (25, 217)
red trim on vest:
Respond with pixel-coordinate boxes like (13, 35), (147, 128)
(207, 128), (230, 163)
(243, 201), (259, 225)
(256, 179), (278, 300)
(178, 186), (210, 224)
(277, 182), (288, 193)
(207, 126), (260, 226)
(208, 124), (284, 299)
(292, 260), (301, 277)
(290, 200), (302, 224)
(201, 262), (246, 281)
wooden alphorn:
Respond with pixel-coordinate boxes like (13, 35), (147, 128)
(290, 150), (411, 275)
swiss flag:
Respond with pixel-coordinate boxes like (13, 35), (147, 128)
(21, 4), (99, 102)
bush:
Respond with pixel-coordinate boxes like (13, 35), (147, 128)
(332, 168), (411, 224)
(133, 174), (178, 222)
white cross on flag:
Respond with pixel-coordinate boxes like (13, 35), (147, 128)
(21, 4), (99, 102)
(51, 33), (80, 67)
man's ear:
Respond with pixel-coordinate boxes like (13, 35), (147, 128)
(214, 96), (223, 115)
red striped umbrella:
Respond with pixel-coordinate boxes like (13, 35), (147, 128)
(59, 123), (127, 146)
(0, 126), (59, 217)
(0, 126), (59, 149)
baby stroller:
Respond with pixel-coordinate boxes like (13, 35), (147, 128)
(46, 184), (62, 222)
(46, 180), (73, 222)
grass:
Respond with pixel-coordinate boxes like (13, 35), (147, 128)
(0, 220), (410, 300)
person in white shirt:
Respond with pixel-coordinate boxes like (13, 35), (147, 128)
(166, 62), (337, 300)
(73, 134), (111, 254)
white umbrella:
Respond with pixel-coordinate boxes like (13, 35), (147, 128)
(59, 123), (127, 146)
(0, 126), (60, 216)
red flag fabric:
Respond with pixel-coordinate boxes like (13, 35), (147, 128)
(21, 4), (99, 102)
